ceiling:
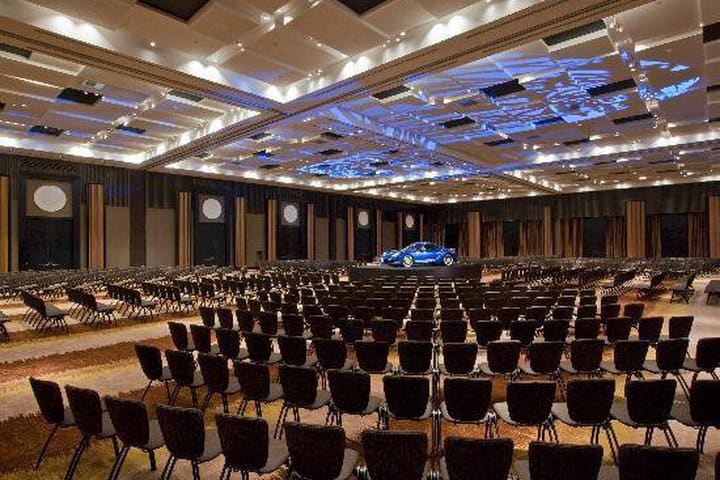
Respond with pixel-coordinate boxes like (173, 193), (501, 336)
(0, 0), (719, 203)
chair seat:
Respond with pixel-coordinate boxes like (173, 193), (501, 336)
(643, 360), (680, 374)
(44, 303), (66, 318)
(399, 366), (433, 376)
(159, 366), (173, 381)
(60, 407), (76, 427)
(493, 402), (550, 427)
(682, 358), (708, 372)
(234, 348), (250, 361)
(307, 389), (332, 409)
(360, 362), (393, 374)
(388, 402), (433, 421)
(670, 403), (700, 427)
(370, 460), (431, 480)
(438, 363), (476, 376)
(99, 412), (116, 439)
(512, 459), (619, 480)
(96, 303), (114, 313)
(145, 419), (166, 450)
(266, 383), (284, 402)
(197, 428), (222, 463)
(478, 363), (516, 376)
(257, 438), (289, 474)
(224, 377), (241, 395)
(599, 361), (623, 375)
(190, 370), (205, 388)
(610, 401), (667, 427)
(328, 448), (359, 480)
(261, 352), (283, 364)
(519, 362), (557, 376)
(440, 401), (492, 424)
(302, 354), (318, 367)
(551, 402), (606, 427)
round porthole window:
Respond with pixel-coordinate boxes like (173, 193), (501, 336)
(33, 185), (67, 213)
(202, 198), (223, 220)
(283, 203), (299, 224)
(357, 210), (369, 227)
(405, 214), (415, 230)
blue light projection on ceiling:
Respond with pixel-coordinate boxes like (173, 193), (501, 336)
(298, 151), (482, 179)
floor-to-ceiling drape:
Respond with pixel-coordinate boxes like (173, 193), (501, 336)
(606, 217), (626, 258)
(646, 214), (662, 258)
(688, 212), (707, 258)
(519, 220), (543, 256)
(559, 218), (582, 257)
(482, 221), (503, 258)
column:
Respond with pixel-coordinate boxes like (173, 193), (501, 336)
(626, 200), (646, 258)
(467, 211), (481, 257)
(710, 196), (720, 258)
(346, 206), (355, 261)
(234, 197), (246, 267)
(375, 209), (383, 257)
(543, 206), (553, 256)
(267, 199), (277, 262)
(397, 212), (403, 248)
(0, 176), (9, 272)
(307, 203), (315, 260)
(87, 183), (105, 269)
(177, 192), (192, 266)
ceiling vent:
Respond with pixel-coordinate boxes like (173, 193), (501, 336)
(703, 22), (720, 43)
(648, 158), (675, 165)
(259, 164), (280, 170)
(57, 87), (103, 105)
(586, 78), (637, 97)
(440, 116), (476, 129)
(655, 168), (679, 174)
(372, 85), (412, 103)
(29, 125), (64, 136)
(593, 160), (614, 166)
(321, 131), (343, 140)
(481, 79), (525, 99)
(166, 90), (203, 103)
(0, 42), (31, 59)
(81, 80), (105, 91)
(612, 112), (654, 125)
(384, 148), (399, 155)
(116, 124), (146, 135)
(337, 0), (389, 15)
(249, 132), (272, 141)
(534, 116), (564, 127)
(254, 149), (274, 158)
(563, 138), (590, 146)
(457, 98), (479, 107)
(317, 148), (343, 156)
(707, 84), (720, 93)
(484, 138), (514, 147)
(543, 20), (606, 48)
(138, 0), (210, 22)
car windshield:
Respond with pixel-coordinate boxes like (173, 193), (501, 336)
(424, 243), (440, 252)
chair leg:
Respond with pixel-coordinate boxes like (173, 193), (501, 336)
(149, 450), (157, 471)
(160, 456), (176, 480)
(192, 462), (201, 480)
(64, 435), (90, 480)
(221, 394), (229, 413)
(201, 392), (213, 413)
(35, 424), (60, 470)
(164, 381), (172, 402)
(107, 445), (130, 480)
(191, 387), (199, 408)
(111, 436), (120, 456)
(238, 399), (248, 416)
(696, 426), (708, 453)
(274, 404), (287, 439)
(603, 422), (619, 464)
(140, 380), (153, 401)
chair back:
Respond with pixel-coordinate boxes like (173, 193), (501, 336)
(282, 314), (305, 337)
(355, 340), (390, 372)
(105, 396), (150, 447)
(216, 414), (270, 470)
(570, 339), (604, 372)
(156, 405), (205, 460)
(165, 349), (196, 386)
(618, 444), (698, 480)
(475, 321), (503, 347)
(638, 317), (663, 343)
(278, 335), (308, 366)
(444, 437), (513, 480)
(285, 422), (347, 480)
(216, 328), (241, 359)
(199, 306), (215, 327)
(362, 430), (427, 480)
(444, 377), (492, 422)
(279, 365), (319, 406)
(529, 442), (603, 480)
(383, 375), (429, 419)
(217, 308), (234, 329)
(234, 361), (270, 400)
(668, 316), (693, 338)
(506, 381), (555, 424)
(487, 340), (521, 374)
(625, 379), (676, 425)
(168, 322), (190, 350)
(66, 385), (104, 436)
(689, 380), (720, 425)
(245, 332), (273, 362)
(614, 340), (649, 372)
(398, 340), (432, 374)
(197, 353), (229, 393)
(405, 320), (434, 341)
(314, 338), (348, 370)
(655, 338), (689, 371)
(528, 341), (563, 374)
(695, 337), (720, 370)
(328, 370), (371, 414)
(605, 317), (632, 343)
(29, 377), (65, 424)
(566, 379), (615, 424)
(442, 342), (478, 375)
(235, 309), (255, 332)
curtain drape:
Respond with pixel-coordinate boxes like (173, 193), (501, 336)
(646, 214), (662, 258)
(559, 218), (582, 257)
(605, 217), (626, 258)
(482, 221), (504, 258)
(431, 223), (444, 245)
(688, 212), (708, 258)
(626, 201), (646, 258)
(519, 220), (543, 256)
(457, 222), (468, 257)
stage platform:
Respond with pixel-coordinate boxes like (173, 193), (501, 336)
(348, 263), (482, 282)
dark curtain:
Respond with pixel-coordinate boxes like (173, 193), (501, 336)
(646, 214), (662, 258)
(519, 220), (543, 256)
(482, 221), (503, 258)
(457, 222), (468, 256)
(688, 212), (708, 258)
(559, 218), (582, 257)
(660, 214), (688, 258)
(606, 217), (626, 258)
(431, 223), (444, 245)
(582, 217), (607, 258)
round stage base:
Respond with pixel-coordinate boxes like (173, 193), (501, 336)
(348, 263), (482, 282)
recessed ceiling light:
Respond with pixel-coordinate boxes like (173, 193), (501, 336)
(150, 41), (156, 47)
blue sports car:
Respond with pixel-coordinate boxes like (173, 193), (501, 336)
(380, 242), (458, 267)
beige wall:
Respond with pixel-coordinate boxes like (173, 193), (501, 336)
(246, 212), (265, 266)
(106, 206), (130, 267)
(146, 208), (176, 266)
(315, 217), (329, 260)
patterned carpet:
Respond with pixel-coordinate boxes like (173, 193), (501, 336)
(1, 278), (719, 479)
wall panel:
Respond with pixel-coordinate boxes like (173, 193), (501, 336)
(146, 208), (176, 267)
(315, 217), (329, 260)
(246, 212), (265, 266)
(106, 206), (130, 267)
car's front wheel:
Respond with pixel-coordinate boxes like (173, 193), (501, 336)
(442, 255), (454, 266)
(402, 255), (414, 267)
